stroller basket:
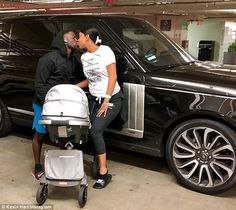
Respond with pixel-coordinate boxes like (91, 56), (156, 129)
(44, 150), (84, 180)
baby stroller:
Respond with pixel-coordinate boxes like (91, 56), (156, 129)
(36, 84), (90, 208)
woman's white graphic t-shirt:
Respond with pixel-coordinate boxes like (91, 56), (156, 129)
(81, 45), (120, 97)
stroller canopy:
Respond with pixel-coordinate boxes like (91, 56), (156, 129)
(42, 84), (89, 120)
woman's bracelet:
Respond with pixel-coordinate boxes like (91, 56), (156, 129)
(105, 94), (111, 99)
(102, 102), (114, 107)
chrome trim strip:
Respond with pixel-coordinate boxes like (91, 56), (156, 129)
(7, 107), (34, 116)
(150, 86), (236, 100)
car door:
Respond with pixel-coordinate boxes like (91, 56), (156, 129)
(0, 18), (60, 125)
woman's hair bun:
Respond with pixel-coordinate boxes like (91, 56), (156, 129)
(84, 28), (102, 45)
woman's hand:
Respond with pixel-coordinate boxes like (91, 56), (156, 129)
(97, 103), (109, 117)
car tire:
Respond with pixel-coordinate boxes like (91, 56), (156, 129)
(166, 119), (236, 194)
(0, 99), (12, 136)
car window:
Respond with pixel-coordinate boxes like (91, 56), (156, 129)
(1, 20), (58, 56)
(63, 20), (131, 85)
(63, 20), (126, 61)
(104, 18), (195, 71)
(0, 20), (11, 55)
(63, 21), (115, 49)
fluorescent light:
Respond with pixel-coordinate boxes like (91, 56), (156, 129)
(0, 9), (46, 13)
(49, 7), (98, 11)
(21, 0), (84, 3)
(212, 9), (236, 13)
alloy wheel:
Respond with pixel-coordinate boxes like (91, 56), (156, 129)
(173, 127), (236, 188)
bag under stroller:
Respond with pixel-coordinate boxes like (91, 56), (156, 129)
(36, 84), (90, 208)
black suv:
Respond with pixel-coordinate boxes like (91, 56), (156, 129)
(1, 14), (236, 194)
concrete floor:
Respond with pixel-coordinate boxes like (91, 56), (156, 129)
(1, 129), (236, 210)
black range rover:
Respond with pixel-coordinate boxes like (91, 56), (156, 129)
(1, 14), (236, 195)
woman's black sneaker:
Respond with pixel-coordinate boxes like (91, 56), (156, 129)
(93, 171), (112, 189)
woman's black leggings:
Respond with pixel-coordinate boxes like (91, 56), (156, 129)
(89, 91), (123, 155)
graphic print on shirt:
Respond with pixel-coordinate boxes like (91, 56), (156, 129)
(81, 45), (120, 97)
(82, 54), (103, 86)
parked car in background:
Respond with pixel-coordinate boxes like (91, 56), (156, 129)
(1, 14), (236, 195)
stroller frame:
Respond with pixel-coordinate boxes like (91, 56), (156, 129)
(35, 84), (91, 208)
(36, 119), (89, 208)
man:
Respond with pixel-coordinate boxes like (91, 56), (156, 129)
(32, 30), (83, 179)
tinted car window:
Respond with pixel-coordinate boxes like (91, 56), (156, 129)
(63, 19), (130, 86)
(0, 20), (10, 55)
(1, 20), (58, 56)
(63, 21), (115, 48)
(104, 18), (195, 71)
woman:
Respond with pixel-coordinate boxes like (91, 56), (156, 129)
(76, 28), (123, 189)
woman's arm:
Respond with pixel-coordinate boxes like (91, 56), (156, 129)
(104, 63), (117, 103)
(97, 63), (117, 117)
(75, 79), (89, 89)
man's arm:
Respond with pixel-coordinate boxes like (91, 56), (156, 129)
(34, 57), (54, 104)
(75, 79), (89, 89)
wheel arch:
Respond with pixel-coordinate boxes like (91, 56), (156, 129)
(0, 97), (13, 136)
(0, 97), (11, 117)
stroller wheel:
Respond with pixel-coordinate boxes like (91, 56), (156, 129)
(78, 185), (88, 208)
(36, 184), (48, 205)
(92, 156), (99, 179)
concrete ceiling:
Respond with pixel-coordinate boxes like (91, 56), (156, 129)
(0, 0), (236, 19)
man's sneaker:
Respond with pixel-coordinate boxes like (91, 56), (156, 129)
(32, 164), (44, 180)
(93, 171), (112, 189)
(32, 170), (44, 180)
